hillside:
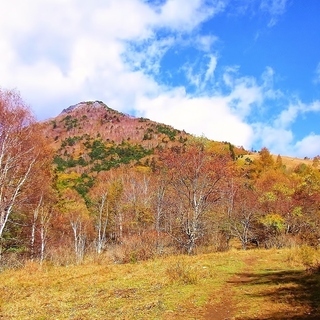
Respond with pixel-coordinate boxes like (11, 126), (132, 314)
(3, 95), (320, 270)
(2, 93), (320, 319)
(41, 100), (311, 174)
(244, 153), (313, 169)
(40, 101), (193, 174)
(43, 100), (188, 149)
(41, 101), (253, 173)
(38, 101), (312, 218)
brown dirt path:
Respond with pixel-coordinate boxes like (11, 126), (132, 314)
(203, 256), (257, 320)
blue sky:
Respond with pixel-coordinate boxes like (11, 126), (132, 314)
(1, 0), (320, 157)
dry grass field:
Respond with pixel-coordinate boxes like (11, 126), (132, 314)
(244, 153), (314, 169)
(1, 247), (320, 319)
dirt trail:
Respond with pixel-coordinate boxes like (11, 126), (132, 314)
(203, 256), (257, 320)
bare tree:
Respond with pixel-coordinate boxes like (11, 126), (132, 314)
(89, 170), (123, 253)
(61, 188), (91, 264)
(29, 191), (55, 263)
(161, 139), (230, 254)
(0, 89), (46, 256)
(225, 179), (260, 249)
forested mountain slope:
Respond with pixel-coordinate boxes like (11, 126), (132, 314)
(42, 101), (190, 172)
(1, 94), (319, 266)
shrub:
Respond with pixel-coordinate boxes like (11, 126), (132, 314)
(298, 245), (319, 271)
(107, 235), (156, 264)
(46, 245), (77, 266)
(106, 232), (174, 264)
(165, 259), (199, 285)
(156, 124), (177, 141)
(0, 252), (25, 271)
(286, 245), (320, 272)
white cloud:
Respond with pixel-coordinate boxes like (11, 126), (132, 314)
(261, 67), (283, 100)
(307, 101), (320, 112)
(134, 66), (281, 149)
(227, 0), (289, 27)
(228, 77), (263, 118)
(183, 63), (202, 89)
(260, 0), (288, 27)
(123, 36), (175, 75)
(293, 134), (320, 158)
(158, 0), (225, 31)
(181, 54), (218, 91)
(204, 55), (218, 82)
(260, 0), (288, 16)
(0, 0), (227, 119)
(195, 35), (218, 52)
(274, 100), (320, 129)
(253, 99), (320, 157)
(0, 1), (155, 118)
(274, 103), (300, 129)
(0, 0), (279, 150)
(136, 91), (254, 148)
(253, 123), (294, 154)
(90, 0), (156, 40)
(0, 0), (319, 158)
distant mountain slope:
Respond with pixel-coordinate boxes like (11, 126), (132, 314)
(42, 101), (188, 150)
(244, 153), (313, 169)
(40, 101), (194, 178)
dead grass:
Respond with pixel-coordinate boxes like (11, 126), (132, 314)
(243, 153), (313, 169)
(229, 248), (320, 319)
(0, 248), (319, 319)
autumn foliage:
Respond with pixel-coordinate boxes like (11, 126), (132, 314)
(0, 89), (53, 259)
(1, 97), (320, 267)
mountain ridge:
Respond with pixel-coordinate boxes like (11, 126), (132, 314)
(42, 100), (190, 151)
(42, 100), (312, 168)
(40, 100), (200, 181)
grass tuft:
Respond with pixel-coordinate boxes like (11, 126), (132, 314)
(165, 259), (200, 285)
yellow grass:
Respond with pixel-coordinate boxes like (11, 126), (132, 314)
(0, 248), (319, 319)
(244, 153), (313, 169)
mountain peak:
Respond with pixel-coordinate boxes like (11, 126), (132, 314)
(60, 100), (109, 115)
(42, 99), (193, 158)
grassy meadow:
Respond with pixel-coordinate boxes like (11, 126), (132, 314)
(0, 247), (320, 319)
(244, 153), (314, 169)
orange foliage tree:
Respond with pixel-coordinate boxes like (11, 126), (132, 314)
(0, 89), (51, 257)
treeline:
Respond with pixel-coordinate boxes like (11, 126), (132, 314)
(1, 89), (320, 267)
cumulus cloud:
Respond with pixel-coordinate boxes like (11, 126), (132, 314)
(204, 55), (218, 82)
(157, 0), (226, 30)
(253, 123), (294, 154)
(0, 0), (289, 150)
(181, 54), (218, 91)
(195, 35), (218, 53)
(136, 92), (254, 148)
(293, 134), (320, 158)
(0, 0), (319, 158)
(274, 103), (300, 129)
(0, 0), (225, 119)
(135, 67), (281, 149)
(252, 99), (320, 157)
(252, 121), (320, 158)
(227, 76), (263, 118)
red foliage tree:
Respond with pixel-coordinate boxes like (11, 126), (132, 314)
(160, 139), (231, 254)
